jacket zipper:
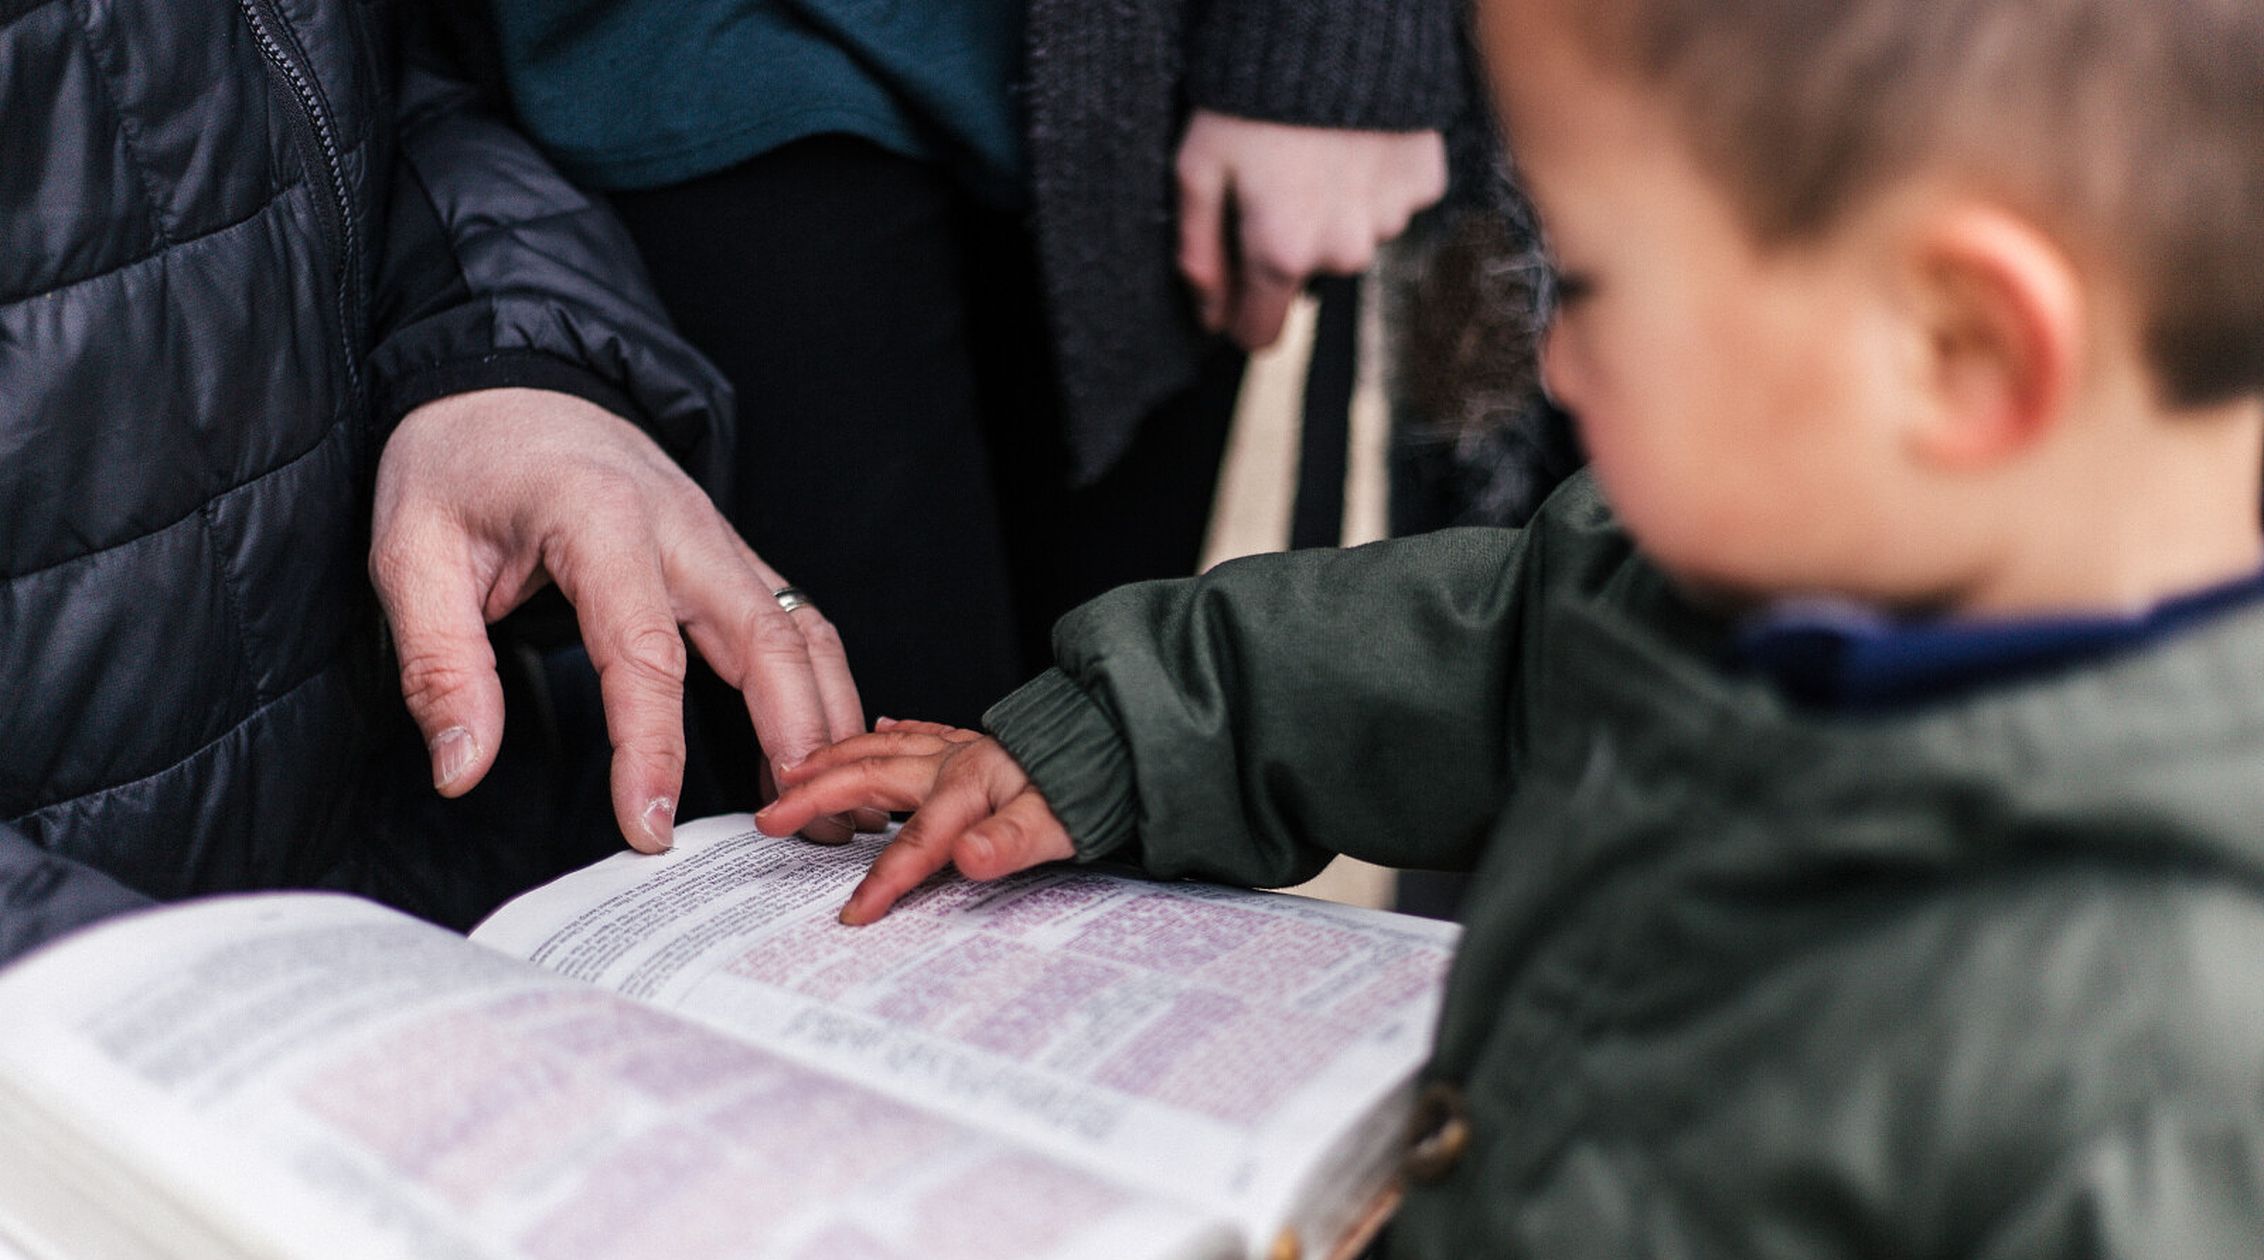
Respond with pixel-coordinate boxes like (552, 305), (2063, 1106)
(236, 0), (364, 403)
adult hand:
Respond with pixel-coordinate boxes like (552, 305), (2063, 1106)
(1175, 111), (1448, 351)
(758, 720), (1075, 925)
(371, 387), (870, 853)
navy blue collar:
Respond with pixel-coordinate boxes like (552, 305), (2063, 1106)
(1730, 567), (2264, 713)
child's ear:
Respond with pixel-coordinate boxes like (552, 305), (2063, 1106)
(1904, 207), (2083, 470)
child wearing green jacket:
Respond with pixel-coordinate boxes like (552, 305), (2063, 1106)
(761, 0), (2264, 1253)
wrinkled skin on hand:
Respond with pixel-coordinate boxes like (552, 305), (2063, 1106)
(371, 387), (879, 852)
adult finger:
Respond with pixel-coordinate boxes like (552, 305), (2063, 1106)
(720, 544), (870, 835)
(370, 520), (506, 798)
(673, 540), (853, 841)
(1318, 213), (1384, 276)
(1176, 152), (1232, 332)
(955, 790), (1075, 881)
(1403, 131), (1450, 215)
(549, 516), (691, 854)
(757, 753), (945, 836)
(734, 539), (869, 747)
(786, 604), (863, 742)
(780, 600), (879, 835)
(1227, 230), (1304, 352)
(674, 535), (836, 788)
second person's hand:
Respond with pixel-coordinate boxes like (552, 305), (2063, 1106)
(371, 387), (871, 853)
(1175, 111), (1448, 350)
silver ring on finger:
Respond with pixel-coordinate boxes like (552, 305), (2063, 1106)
(772, 585), (817, 615)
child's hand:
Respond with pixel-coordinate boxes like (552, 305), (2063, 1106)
(758, 719), (1076, 925)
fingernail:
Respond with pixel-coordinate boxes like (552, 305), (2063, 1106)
(962, 833), (994, 869)
(641, 797), (676, 851)
(430, 727), (477, 790)
(876, 716), (897, 729)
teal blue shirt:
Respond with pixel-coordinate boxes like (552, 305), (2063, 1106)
(488, 0), (1026, 203)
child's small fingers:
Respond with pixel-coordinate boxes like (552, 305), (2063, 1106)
(840, 840), (945, 925)
(876, 718), (981, 742)
(777, 732), (901, 778)
(838, 769), (999, 923)
(956, 791), (1074, 881)
(839, 816), (966, 926)
(757, 757), (940, 834)
(753, 757), (854, 843)
(780, 732), (957, 782)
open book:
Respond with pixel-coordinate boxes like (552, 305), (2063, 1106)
(0, 816), (1459, 1260)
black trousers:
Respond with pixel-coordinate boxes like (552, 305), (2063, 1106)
(608, 136), (1241, 808)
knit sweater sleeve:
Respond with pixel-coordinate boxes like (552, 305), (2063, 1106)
(1183, 0), (1468, 131)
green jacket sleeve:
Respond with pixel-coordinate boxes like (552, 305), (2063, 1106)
(1970, 1113), (2264, 1260)
(1183, 0), (1468, 134)
(984, 523), (1557, 889)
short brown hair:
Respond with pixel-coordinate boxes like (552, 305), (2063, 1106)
(1560, 0), (2264, 406)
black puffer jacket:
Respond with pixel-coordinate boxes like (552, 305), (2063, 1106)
(0, 0), (731, 963)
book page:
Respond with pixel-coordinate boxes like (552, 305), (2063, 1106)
(0, 896), (1231, 1260)
(473, 818), (1460, 1250)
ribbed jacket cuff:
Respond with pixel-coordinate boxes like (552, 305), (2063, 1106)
(983, 668), (1140, 863)
(1185, 0), (1467, 131)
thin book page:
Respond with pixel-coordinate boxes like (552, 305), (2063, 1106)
(472, 817), (1460, 1245)
(0, 896), (1230, 1260)
(0, 1205), (67, 1260)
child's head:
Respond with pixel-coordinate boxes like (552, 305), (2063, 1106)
(1480, 0), (2264, 613)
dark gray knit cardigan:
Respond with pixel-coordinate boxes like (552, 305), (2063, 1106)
(453, 0), (1473, 484)
(1024, 0), (1471, 482)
